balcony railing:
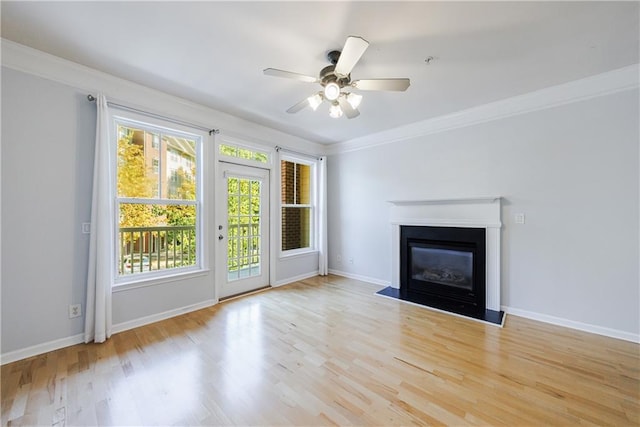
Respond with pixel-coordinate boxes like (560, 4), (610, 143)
(119, 225), (196, 275)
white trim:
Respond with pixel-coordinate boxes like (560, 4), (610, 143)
(272, 271), (320, 287)
(1, 334), (85, 365)
(279, 248), (319, 259)
(3, 38), (635, 156)
(390, 219), (502, 229)
(330, 270), (638, 342)
(502, 306), (640, 344)
(327, 64), (640, 155)
(0, 38), (323, 153)
(113, 269), (210, 292)
(112, 299), (217, 335)
(388, 196), (501, 205)
(1, 298), (219, 365)
(328, 269), (391, 287)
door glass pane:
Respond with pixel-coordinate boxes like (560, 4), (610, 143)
(228, 177), (262, 281)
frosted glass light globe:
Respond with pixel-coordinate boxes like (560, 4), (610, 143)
(324, 82), (340, 101)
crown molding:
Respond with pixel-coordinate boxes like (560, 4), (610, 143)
(4, 38), (636, 157)
(0, 38), (324, 155)
(327, 64), (640, 155)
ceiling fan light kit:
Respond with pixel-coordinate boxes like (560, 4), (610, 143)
(264, 35), (410, 119)
(323, 82), (341, 101)
(329, 103), (343, 118)
(307, 93), (323, 111)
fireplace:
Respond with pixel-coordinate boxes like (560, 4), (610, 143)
(377, 197), (504, 326)
(400, 226), (486, 317)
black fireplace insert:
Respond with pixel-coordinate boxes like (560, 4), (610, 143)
(400, 225), (486, 318)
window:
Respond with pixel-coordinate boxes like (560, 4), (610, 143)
(115, 118), (202, 280)
(280, 158), (315, 253)
(219, 143), (269, 164)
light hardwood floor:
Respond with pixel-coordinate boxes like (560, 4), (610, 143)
(2, 275), (639, 426)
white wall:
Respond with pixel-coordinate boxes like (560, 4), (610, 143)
(2, 67), (95, 354)
(328, 88), (639, 339)
(1, 41), (323, 361)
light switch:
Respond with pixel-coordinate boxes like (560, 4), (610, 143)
(514, 213), (525, 224)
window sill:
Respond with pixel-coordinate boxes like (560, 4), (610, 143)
(113, 268), (211, 293)
(279, 249), (319, 260)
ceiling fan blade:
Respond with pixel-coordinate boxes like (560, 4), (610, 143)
(286, 98), (310, 114)
(338, 97), (360, 119)
(263, 68), (318, 83)
(352, 78), (410, 91)
(334, 36), (369, 76)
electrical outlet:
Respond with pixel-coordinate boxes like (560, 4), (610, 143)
(514, 213), (525, 224)
(69, 304), (82, 319)
(348, 258), (354, 264)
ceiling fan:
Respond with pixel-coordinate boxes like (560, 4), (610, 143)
(263, 36), (410, 119)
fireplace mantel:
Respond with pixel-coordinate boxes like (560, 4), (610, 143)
(388, 196), (501, 205)
(389, 197), (502, 312)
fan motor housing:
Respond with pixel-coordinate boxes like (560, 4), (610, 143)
(320, 50), (351, 88)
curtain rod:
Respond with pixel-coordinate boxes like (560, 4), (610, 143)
(275, 145), (322, 160)
(87, 94), (219, 135)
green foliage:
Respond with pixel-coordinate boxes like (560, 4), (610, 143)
(117, 130), (198, 269)
(117, 135), (160, 231)
(227, 177), (261, 273)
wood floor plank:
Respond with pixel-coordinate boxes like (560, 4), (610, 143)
(2, 275), (638, 426)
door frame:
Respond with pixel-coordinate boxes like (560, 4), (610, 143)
(215, 160), (273, 299)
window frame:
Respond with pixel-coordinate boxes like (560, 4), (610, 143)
(279, 154), (318, 258)
(111, 111), (208, 288)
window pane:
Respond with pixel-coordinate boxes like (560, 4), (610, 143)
(118, 203), (197, 275)
(238, 148), (253, 160)
(117, 125), (157, 198)
(164, 136), (197, 200)
(281, 160), (311, 205)
(254, 152), (268, 163)
(117, 125), (197, 201)
(220, 143), (268, 164)
(219, 144), (237, 156)
(296, 163), (311, 204)
(281, 160), (295, 204)
(281, 207), (311, 251)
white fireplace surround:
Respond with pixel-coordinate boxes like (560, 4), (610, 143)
(389, 197), (502, 311)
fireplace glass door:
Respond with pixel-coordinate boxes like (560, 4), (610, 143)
(410, 246), (473, 291)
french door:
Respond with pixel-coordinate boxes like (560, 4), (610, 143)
(217, 162), (270, 298)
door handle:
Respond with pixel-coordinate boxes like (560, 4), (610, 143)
(218, 235), (224, 240)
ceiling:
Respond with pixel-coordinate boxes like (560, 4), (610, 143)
(2, 2), (638, 145)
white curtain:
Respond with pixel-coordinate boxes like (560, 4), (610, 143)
(318, 156), (329, 275)
(84, 94), (114, 344)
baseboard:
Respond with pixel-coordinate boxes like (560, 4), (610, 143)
(1, 333), (85, 365)
(112, 299), (217, 335)
(502, 306), (640, 343)
(328, 271), (639, 343)
(328, 269), (391, 287)
(273, 271), (319, 287)
(1, 299), (218, 365)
